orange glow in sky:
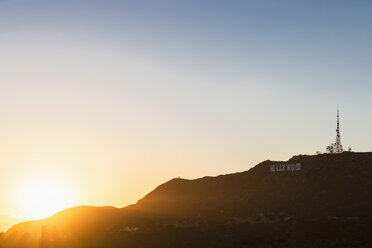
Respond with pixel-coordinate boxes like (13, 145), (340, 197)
(16, 178), (74, 220)
(1, 0), (372, 233)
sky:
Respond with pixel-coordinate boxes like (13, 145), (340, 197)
(1, 0), (372, 230)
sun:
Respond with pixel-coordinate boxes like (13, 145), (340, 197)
(17, 178), (74, 220)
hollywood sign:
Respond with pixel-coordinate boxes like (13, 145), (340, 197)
(270, 163), (301, 172)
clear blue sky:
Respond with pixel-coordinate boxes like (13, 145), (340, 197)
(0, 0), (372, 229)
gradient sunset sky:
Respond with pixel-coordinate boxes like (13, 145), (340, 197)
(1, 0), (372, 229)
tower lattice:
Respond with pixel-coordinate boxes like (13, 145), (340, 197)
(326, 108), (344, 153)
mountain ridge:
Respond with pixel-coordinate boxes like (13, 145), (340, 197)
(3, 152), (372, 247)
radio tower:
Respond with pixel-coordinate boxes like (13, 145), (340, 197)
(326, 108), (343, 153)
(334, 108), (343, 153)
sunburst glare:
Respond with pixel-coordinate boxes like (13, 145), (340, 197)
(17, 177), (74, 220)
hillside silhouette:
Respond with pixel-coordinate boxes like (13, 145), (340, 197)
(3, 152), (372, 247)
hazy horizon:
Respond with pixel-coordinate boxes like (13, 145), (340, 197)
(1, 0), (372, 231)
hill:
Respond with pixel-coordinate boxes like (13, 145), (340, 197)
(133, 152), (372, 222)
(3, 152), (372, 247)
(0, 216), (24, 233)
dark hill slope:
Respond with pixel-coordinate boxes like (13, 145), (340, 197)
(135, 152), (372, 219)
(6, 206), (124, 237)
(5, 152), (372, 245)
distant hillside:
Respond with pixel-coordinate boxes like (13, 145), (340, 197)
(4, 152), (372, 247)
(135, 152), (372, 219)
(0, 216), (24, 233)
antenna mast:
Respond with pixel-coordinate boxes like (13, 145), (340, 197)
(334, 108), (343, 153)
(326, 108), (344, 153)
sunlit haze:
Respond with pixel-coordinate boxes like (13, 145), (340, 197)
(1, 0), (372, 231)
(17, 177), (74, 219)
